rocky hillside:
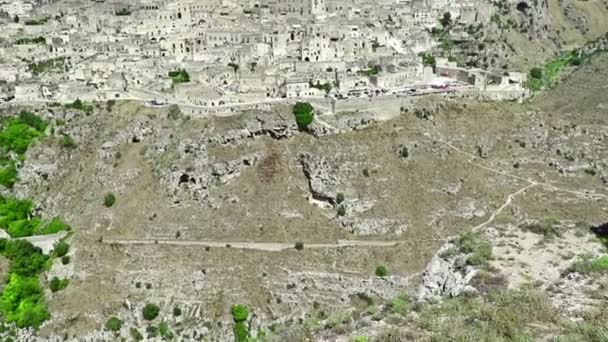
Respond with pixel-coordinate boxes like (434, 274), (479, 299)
(0, 52), (607, 342)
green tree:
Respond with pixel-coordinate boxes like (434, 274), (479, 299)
(295, 241), (304, 250)
(231, 304), (249, 322)
(292, 102), (314, 130)
(440, 12), (452, 27)
(143, 303), (160, 320)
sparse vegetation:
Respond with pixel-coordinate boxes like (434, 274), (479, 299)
(28, 57), (68, 76)
(15, 37), (46, 45)
(390, 295), (410, 316)
(115, 8), (131, 16)
(528, 50), (589, 92)
(309, 81), (332, 94)
(64, 98), (94, 113)
(520, 217), (561, 238)
(60, 134), (77, 149)
(418, 290), (560, 340)
(451, 231), (493, 266)
(295, 241), (304, 250)
(567, 255), (608, 275)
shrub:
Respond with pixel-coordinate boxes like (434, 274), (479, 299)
(105, 317), (123, 332)
(104, 192), (116, 208)
(130, 327), (144, 341)
(60, 134), (77, 149)
(295, 241), (304, 250)
(231, 304), (250, 323)
(568, 255), (608, 275)
(39, 217), (71, 235)
(0, 119), (45, 155)
(61, 256), (70, 265)
(375, 265), (389, 277)
(292, 102), (314, 130)
(18, 111), (47, 132)
(168, 69), (190, 84)
(172, 306), (182, 316)
(64, 99), (93, 113)
(159, 321), (174, 339)
(115, 8), (131, 15)
(234, 321), (249, 342)
(390, 295), (410, 316)
(49, 277), (69, 292)
(146, 325), (158, 337)
(337, 205), (346, 217)
(529, 67), (543, 79)
(168, 104), (182, 120)
(336, 193), (345, 204)
(53, 241), (69, 257)
(143, 303), (160, 320)
(454, 232), (493, 266)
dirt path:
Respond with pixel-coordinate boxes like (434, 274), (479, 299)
(101, 238), (404, 251)
(426, 127), (608, 234)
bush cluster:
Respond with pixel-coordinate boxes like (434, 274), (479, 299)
(0, 240), (51, 328)
(168, 69), (190, 84)
(0, 196), (71, 238)
(0, 111), (47, 188)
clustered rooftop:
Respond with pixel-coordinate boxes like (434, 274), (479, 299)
(0, 0), (527, 113)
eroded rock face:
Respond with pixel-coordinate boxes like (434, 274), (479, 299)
(338, 218), (407, 236)
(149, 137), (258, 203)
(299, 153), (350, 204)
(417, 242), (478, 301)
(208, 112), (297, 146)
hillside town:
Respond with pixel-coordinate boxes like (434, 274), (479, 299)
(0, 0), (529, 115)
